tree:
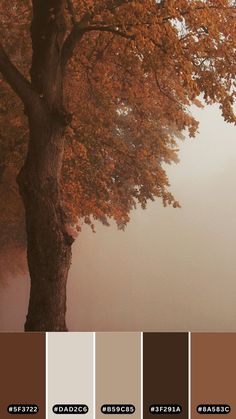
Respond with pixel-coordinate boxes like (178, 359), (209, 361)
(0, 0), (235, 331)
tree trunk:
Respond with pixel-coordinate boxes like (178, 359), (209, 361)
(18, 0), (73, 331)
(17, 103), (73, 331)
(0, 0), (75, 330)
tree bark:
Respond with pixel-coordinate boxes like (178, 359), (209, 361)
(16, 0), (74, 331)
(17, 99), (73, 331)
(0, 0), (79, 331)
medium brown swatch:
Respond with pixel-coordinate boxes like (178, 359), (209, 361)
(0, 333), (45, 418)
(143, 333), (188, 418)
(191, 333), (236, 417)
(96, 332), (141, 419)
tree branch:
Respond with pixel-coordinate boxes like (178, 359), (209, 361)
(83, 25), (135, 39)
(61, 12), (93, 68)
(162, 4), (235, 22)
(62, 23), (134, 67)
(66, 0), (77, 25)
(62, 0), (134, 68)
(0, 42), (38, 107)
(105, 0), (134, 13)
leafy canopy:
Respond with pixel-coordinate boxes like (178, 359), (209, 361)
(0, 0), (235, 246)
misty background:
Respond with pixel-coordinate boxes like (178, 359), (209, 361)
(0, 104), (236, 331)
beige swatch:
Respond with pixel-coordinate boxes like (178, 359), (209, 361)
(96, 332), (141, 419)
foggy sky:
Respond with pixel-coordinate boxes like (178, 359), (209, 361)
(0, 104), (236, 331)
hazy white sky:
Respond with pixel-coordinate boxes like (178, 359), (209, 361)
(0, 104), (236, 331)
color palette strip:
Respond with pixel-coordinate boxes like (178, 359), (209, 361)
(0, 333), (235, 417)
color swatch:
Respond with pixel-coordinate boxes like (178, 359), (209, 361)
(143, 333), (188, 418)
(0, 333), (45, 418)
(48, 332), (93, 418)
(191, 333), (236, 417)
(96, 332), (141, 418)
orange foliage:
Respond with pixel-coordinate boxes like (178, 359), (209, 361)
(0, 0), (235, 241)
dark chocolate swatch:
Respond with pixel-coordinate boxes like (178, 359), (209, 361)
(143, 333), (188, 418)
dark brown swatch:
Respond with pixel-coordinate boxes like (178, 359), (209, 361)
(0, 333), (45, 418)
(191, 333), (236, 418)
(143, 333), (188, 418)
